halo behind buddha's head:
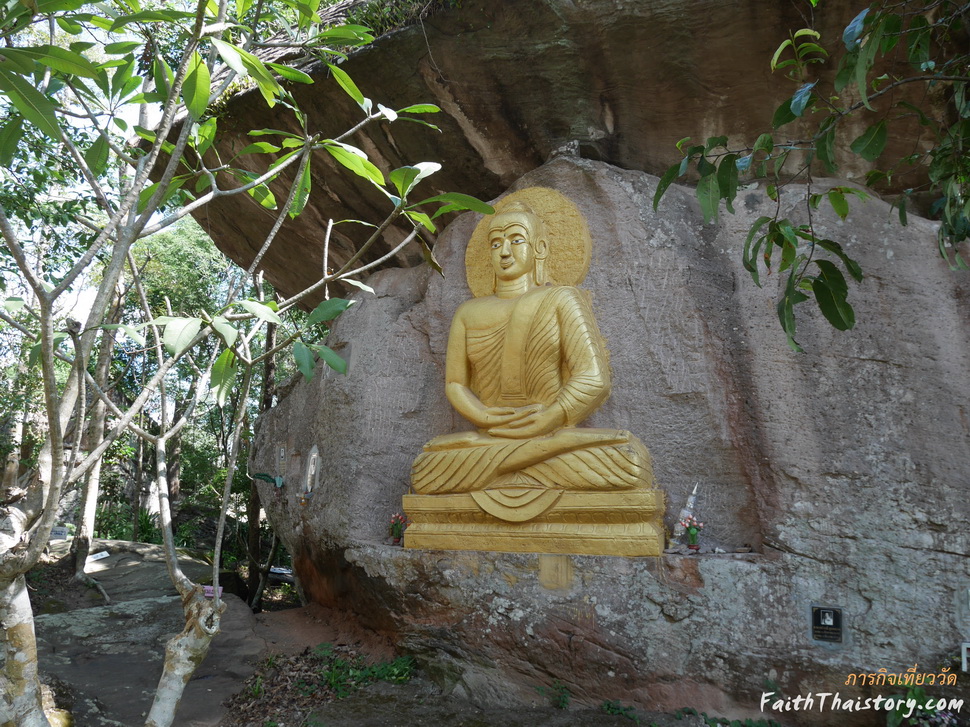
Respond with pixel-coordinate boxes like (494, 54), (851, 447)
(465, 187), (593, 298)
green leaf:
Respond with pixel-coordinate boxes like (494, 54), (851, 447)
(827, 189), (848, 220)
(235, 299), (282, 324)
(289, 157), (312, 218)
(835, 51), (856, 93)
(879, 13), (902, 53)
(313, 24), (373, 45)
(326, 62), (364, 106)
(413, 192), (493, 215)
(28, 331), (69, 367)
(35, 45), (99, 77)
(0, 116), (25, 167)
(1, 45), (99, 77)
(742, 216), (773, 286)
(813, 260), (855, 330)
(239, 141), (282, 155)
(897, 196), (908, 226)
(717, 154), (738, 213)
(211, 38), (247, 76)
(696, 156), (715, 178)
(752, 133), (774, 156)
(906, 15), (930, 69)
(816, 239), (863, 282)
(100, 323), (146, 346)
(237, 48), (281, 107)
(790, 82), (816, 117)
(398, 103), (440, 114)
(777, 274), (807, 352)
(696, 173), (719, 224)
(324, 143), (385, 186)
(310, 343), (347, 375)
(195, 117), (217, 157)
(182, 51), (211, 120)
(0, 68), (61, 139)
(84, 135), (110, 176)
(248, 127), (302, 139)
(390, 162), (440, 199)
(420, 238), (442, 276)
(104, 41), (142, 54)
(843, 8), (869, 50)
(770, 38), (794, 70)
(109, 9), (193, 31)
(236, 0), (253, 21)
(247, 183), (276, 209)
(3, 296), (26, 313)
(705, 135), (728, 152)
(152, 56), (174, 96)
(267, 62), (314, 84)
(390, 166), (420, 199)
(342, 278), (375, 295)
(407, 209), (436, 232)
(849, 121), (887, 162)
(137, 177), (185, 213)
(308, 297), (353, 325)
(653, 162), (681, 210)
(772, 97), (797, 129)
(815, 118), (837, 173)
(853, 19), (882, 111)
(210, 315), (238, 349)
(293, 340), (315, 381)
(56, 16), (84, 34)
(160, 317), (203, 356)
(211, 348), (237, 407)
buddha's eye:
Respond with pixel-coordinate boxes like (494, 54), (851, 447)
(510, 236), (526, 245)
(490, 240), (502, 249)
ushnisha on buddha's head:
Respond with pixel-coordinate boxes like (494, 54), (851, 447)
(487, 202), (550, 288)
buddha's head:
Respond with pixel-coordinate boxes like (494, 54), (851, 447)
(487, 202), (549, 287)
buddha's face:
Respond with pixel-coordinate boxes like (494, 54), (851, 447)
(488, 217), (535, 281)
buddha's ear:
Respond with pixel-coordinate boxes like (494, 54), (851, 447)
(533, 235), (549, 260)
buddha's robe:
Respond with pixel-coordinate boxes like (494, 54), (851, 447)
(411, 285), (652, 494)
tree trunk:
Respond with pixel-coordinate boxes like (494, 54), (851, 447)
(0, 575), (51, 727)
(247, 322), (276, 603)
(144, 588), (224, 727)
(144, 433), (223, 727)
(248, 534), (279, 612)
(71, 459), (103, 574)
(72, 291), (123, 573)
(245, 483), (261, 601)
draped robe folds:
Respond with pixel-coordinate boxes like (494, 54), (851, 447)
(410, 285), (653, 494)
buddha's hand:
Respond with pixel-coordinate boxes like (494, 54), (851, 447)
(478, 405), (540, 429)
(487, 403), (566, 439)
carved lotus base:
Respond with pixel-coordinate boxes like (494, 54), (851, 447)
(402, 489), (664, 556)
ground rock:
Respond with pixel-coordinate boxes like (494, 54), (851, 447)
(31, 541), (265, 727)
(251, 157), (970, 725)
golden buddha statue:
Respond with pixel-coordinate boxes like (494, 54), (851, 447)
(403, 188), (664, 556)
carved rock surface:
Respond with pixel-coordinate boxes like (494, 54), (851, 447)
(251, 157), (970, 724)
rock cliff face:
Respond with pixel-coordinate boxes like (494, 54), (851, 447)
(251, 156), (970, 724)
(203, 0), (935, 308)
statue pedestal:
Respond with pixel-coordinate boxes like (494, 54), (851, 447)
(402, 490), (664, 556)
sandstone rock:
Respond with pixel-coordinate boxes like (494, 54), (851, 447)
(198, 0), (938, 309)
(251, 156), (970, 724)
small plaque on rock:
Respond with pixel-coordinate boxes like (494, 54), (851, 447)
(811, 606), (843, 643)
(50, 526), (69, 540)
